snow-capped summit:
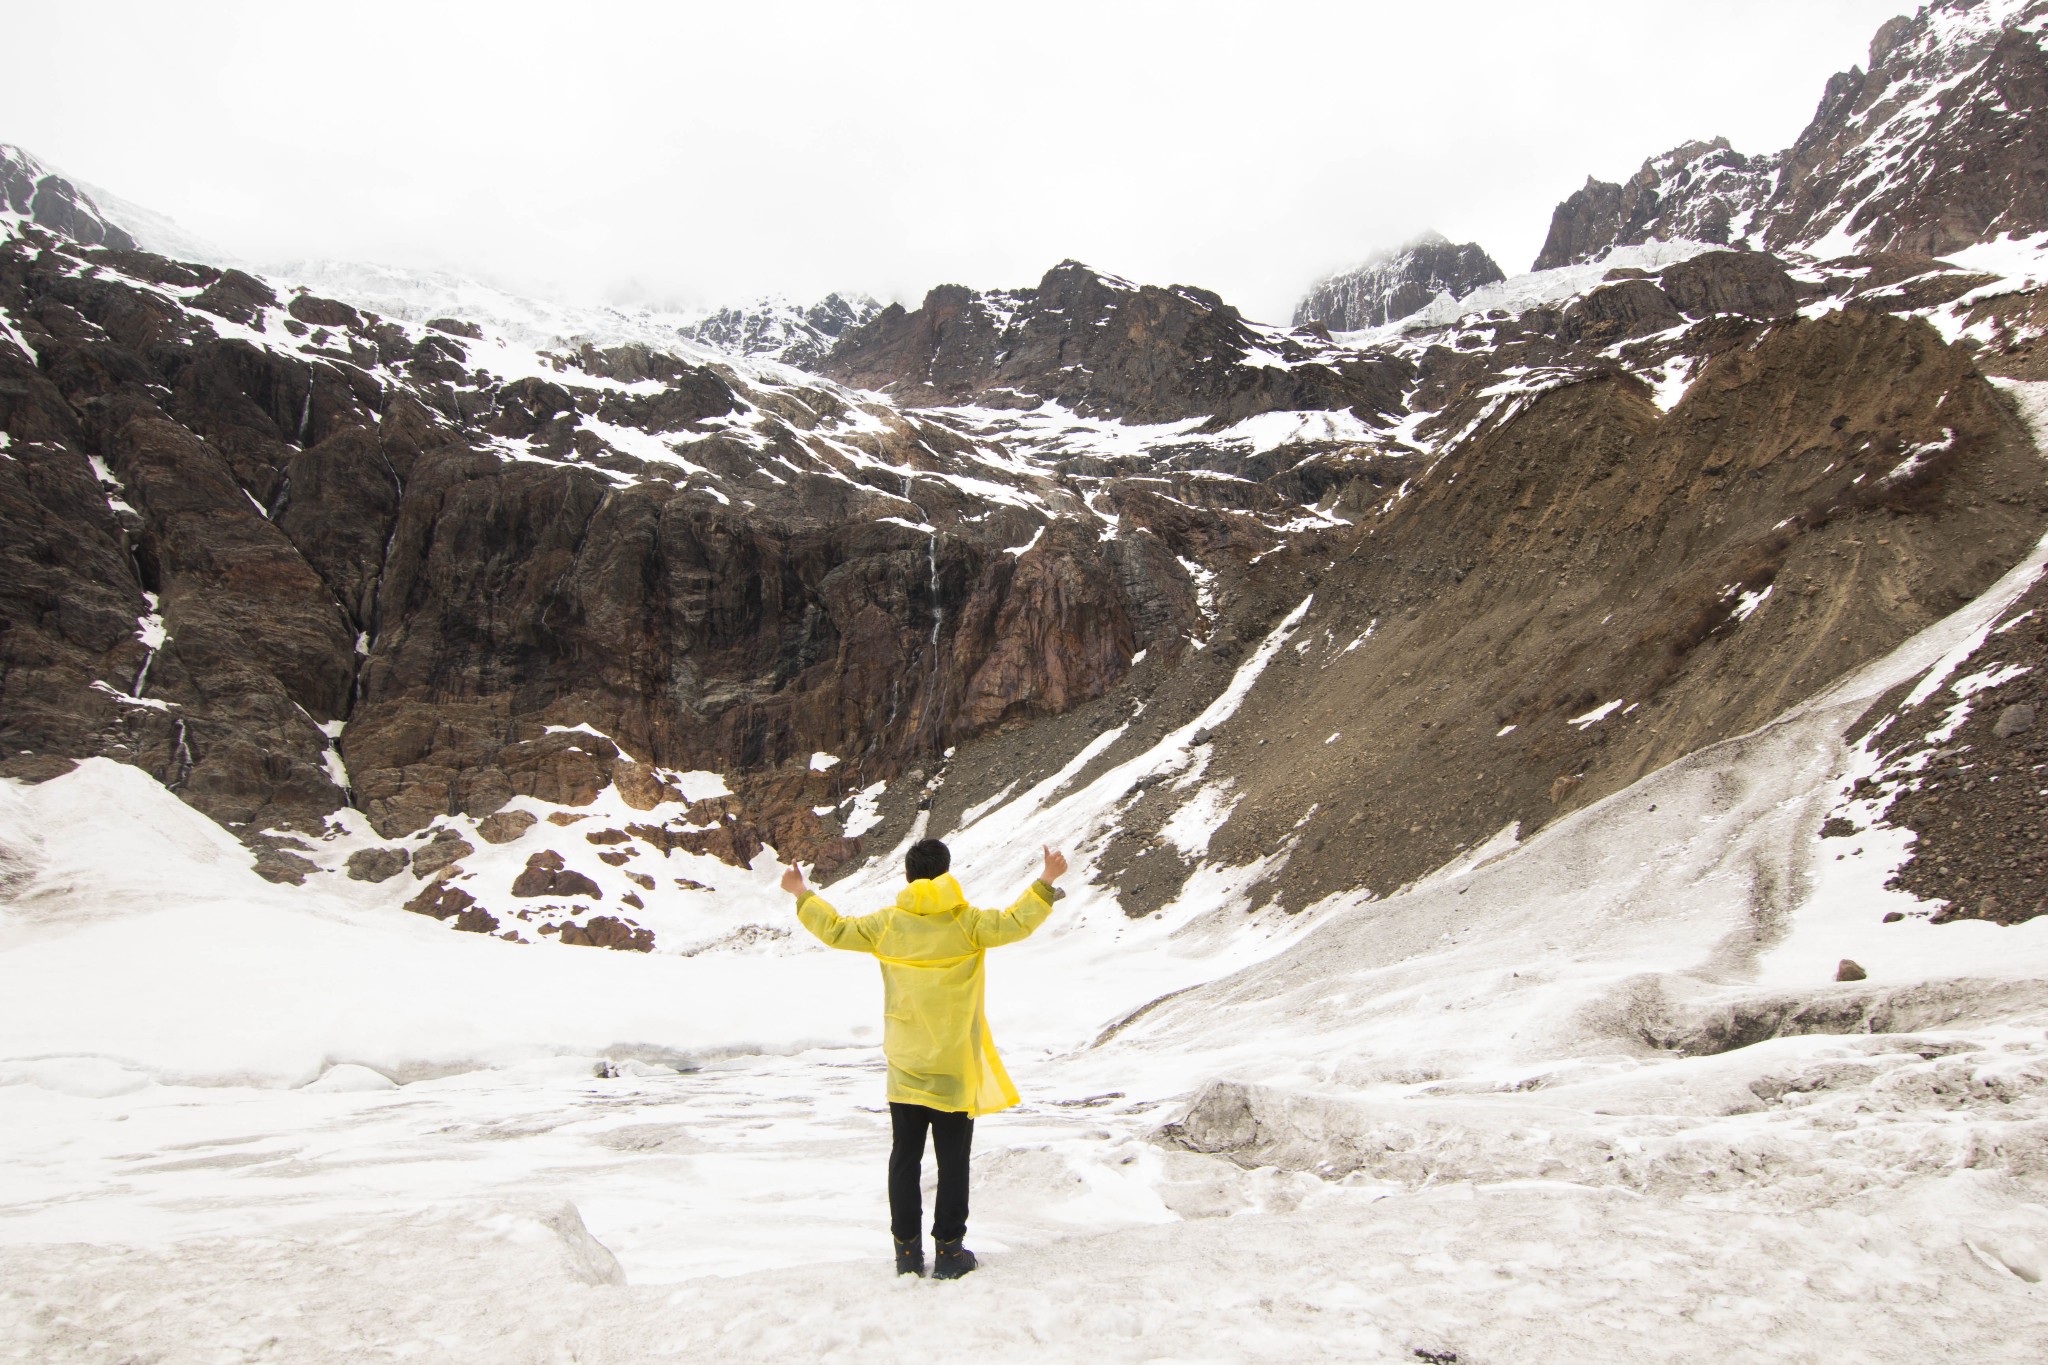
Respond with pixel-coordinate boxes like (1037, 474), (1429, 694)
(1292, 230), (1505, 331)
(676, 292), (880, 367)
(0, 143), (135, 251)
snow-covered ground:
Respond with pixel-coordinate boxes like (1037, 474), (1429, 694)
(7, 528), (2048, 1361)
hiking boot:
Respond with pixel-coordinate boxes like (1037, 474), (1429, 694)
(932, 1237), (977, 1280)
(893, 1237), (925, 1277)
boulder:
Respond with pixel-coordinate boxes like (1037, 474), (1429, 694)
(346, 847), (410, 882)
(410, 831), (474, 879)
(558, 914), (654, 952)
(511, 849), (602, 899)
(451, 904), (500, 935)
(286, 294), (362, 330)
(477, 809), (538, 844)
(425, 317), (483, 340)
(254, 850), (319, 884)
(405, 881), (474, 920)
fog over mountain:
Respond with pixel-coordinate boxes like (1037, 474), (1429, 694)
(1, 1), (1911, 322)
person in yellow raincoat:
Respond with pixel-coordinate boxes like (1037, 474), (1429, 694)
(781, 836), (1068, 1279)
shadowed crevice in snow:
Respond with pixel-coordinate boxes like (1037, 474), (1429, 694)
(1628, 976), (2048, 1056)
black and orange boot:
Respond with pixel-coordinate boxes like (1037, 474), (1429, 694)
(932, 1237), (977, 1279)
(894, 1237), (925, 1277)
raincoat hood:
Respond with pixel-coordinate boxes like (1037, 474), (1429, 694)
(897, 874), (967, 916)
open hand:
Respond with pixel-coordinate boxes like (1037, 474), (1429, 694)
(780, 863), (808, 897)
(1041, 845), (1068, 884)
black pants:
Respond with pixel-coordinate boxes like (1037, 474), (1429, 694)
(889, 1101), (974, 1244)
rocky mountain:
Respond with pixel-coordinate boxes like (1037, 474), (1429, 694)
(1292, 231), (1505, 332)
(677, 293), (880, 368)
(0, 145), (134, 252)
(1, 0), (2044, 952)
(820, 259), (1410, 426)
(1535, 0), (2048, 268)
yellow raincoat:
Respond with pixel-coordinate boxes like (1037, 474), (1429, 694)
(796, 872), (1054, 1116)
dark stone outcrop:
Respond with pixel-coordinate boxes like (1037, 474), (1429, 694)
(511, 849), (602, 899)
(1655, 251), (1799, 320)
(1533, 140), (1772, 270)
(1557, 280), (1685, 344)
(0, 222), (1202, 878)
(1855, 566), (2048, 927)
(477, 810), (537, 844)
(824, 260), (1404, 426)
(253, 849), (318, 884)
(1294, 232), (1505, 331)
(0, 146), (136, 251)
(409, 831), (473, 878)
(346, 847), (410, 882)
(558, 914), (654, 952)
(1763, 5), (2048, 258)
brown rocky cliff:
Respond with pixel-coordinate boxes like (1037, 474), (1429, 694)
(1073, 308), (2048, 911)
(824, 260), (1404, 426)
(0, 225), (1207, 873)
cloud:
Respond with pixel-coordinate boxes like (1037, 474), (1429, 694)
(1, 0), (1906, 322)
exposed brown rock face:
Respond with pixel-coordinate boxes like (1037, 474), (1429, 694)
(476, 810), (536, 844)
(409, 832), (473, 879)
(1532, 2), (2048, 268)
(510, 850), (602, 900)
(824, 260), (1407, 426)
(253, 849), (318, 884)
(405, 880), (482, 926)
(1295, 232), (1506, 331)
(0, 220), (1200, 877)
(558, 915), (654, 952)
(1016, 308), (2048, 911)
(1654, 251), (1799, 320)
(346, 847), (409, 882)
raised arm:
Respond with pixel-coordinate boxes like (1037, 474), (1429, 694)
(783, 863), (883, 953)
(962, 846), (1068, 949)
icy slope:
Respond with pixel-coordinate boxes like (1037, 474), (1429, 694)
(5, 517), (2048, 1363)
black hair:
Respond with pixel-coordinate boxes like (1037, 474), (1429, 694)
(905, 838), (951, 883)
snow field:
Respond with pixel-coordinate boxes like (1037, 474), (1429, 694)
(7, 523), (2048, 1358)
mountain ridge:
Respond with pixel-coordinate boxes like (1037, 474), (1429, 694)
(0, 0), (2043, 947)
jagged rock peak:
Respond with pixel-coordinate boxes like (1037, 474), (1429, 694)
(676, 291), (881, 368)
(1532, 138), (1779, 271)
(1293, 231), (1505, 331)
(821, 258), (1402, 426)
(0, 144), (136, 251)
(1532, 0), (2048, 269)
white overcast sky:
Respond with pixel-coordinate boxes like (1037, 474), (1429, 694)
(6, 1), (1911, 324)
